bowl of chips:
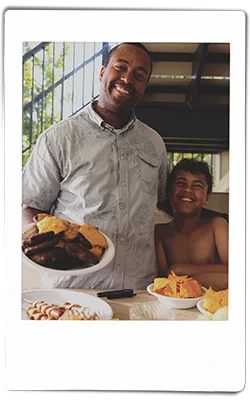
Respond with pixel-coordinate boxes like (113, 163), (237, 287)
(197, 287), (228, 319)
(22, 214), (115, 276)
(147, 272), (207, 309)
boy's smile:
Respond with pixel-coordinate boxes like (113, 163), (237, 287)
(170, 170), (210, 215)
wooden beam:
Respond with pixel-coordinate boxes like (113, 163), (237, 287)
(149, 52), (194, 62)
(145, 85), (189, 94)
(137, 100), (229, 110)
(145, 84), (229, 95)
(149, 51), (229, 64)
(186, 43), (209, 108)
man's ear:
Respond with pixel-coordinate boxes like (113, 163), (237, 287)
(99, 66), (105, 82)
(204, 193), (211, 206)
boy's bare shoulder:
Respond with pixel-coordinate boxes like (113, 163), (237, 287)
(210, 216), (228, 226)
(202, 216), (228, 230)
(212, 216), (229, 231)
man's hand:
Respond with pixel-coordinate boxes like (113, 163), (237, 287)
(22, 205), (50, 229)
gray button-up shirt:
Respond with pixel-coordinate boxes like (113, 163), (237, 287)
(22, 101), (168, 289)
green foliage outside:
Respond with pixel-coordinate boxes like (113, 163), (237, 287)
(22, 42), (72, 167)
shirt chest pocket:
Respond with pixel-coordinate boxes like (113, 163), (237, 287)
(137, 152), (159, 195)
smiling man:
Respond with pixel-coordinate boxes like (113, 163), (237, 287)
(95, 43), (152, 127)
(154, 158), (228, 291)
(22, 42), (168, 290)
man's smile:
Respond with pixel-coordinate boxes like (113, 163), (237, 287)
(111, 82), (135, 98)
(114, 84), (132, 95)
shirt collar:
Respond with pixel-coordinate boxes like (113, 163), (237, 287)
(86, 100), (136, 134)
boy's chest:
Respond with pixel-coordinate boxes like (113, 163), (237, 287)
(163, 228), (217, 265)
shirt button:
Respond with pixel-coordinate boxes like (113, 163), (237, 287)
(121, 181), (126, 187)
(116, 265), (121, 270)
(121, 209), (127, 215)
(120, 155), (125, 160)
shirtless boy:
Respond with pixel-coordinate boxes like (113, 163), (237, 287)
(154, 159), (228, 291)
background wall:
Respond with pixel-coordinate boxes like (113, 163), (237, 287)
(205, 192), (229, 214)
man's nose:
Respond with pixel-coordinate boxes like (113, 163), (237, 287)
(121, 71), (134, 85)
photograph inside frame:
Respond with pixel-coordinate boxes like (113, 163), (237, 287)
(21, 41), (229, 322)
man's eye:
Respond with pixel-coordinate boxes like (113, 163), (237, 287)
(176, 181), (184, 186)
(136, 73), (146, 81)
(114, 64), (125, 71)
(194, 184), (203, 189)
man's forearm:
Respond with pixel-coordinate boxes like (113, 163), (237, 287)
(22, 205), (49, 229)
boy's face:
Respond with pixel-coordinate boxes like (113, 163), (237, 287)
(170, 169), (210, 216)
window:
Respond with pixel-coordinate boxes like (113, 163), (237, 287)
(167, 152), (221, 190)
(22, 41), (119, 167)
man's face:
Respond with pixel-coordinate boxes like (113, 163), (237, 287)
(170, 170), (210, 216)
(98, 44), (151, 112)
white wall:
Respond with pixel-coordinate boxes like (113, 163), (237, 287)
(220, 150), (229, 179)
(205, 192), (229, 214)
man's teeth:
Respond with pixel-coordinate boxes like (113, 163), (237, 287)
(181, 197), (193, 202)
(115, 86), (130, 94)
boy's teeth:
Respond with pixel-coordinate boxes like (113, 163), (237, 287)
(181, 197), (193, 202)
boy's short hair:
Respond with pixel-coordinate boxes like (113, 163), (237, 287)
(167, 158), (213, 195)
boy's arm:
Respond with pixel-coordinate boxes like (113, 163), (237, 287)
(214, 216), (228, 264)
(170, 264), (228, 290)
(154, 224), (169, 277)
(170, 263), (228, 276)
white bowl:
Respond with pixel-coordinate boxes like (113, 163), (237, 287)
(22, 223), (115, 276)
(147, 283), (207, 309)
(196, 299), (213, 317)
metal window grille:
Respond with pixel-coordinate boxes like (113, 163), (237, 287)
(167, 152), (220, 189)
(22, 41), (117, 166)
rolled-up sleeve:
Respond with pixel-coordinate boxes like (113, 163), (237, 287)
(22, 126), (61, 210)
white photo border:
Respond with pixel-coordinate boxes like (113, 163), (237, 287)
(4, 9), (246, 392)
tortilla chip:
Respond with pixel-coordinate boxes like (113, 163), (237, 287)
(163, 280), (178, 297)
(152, 278), (170, 292)
(169, 271), (189, 282)
(36, 216), (70, 235)
(179, 280), (203, 298)
(152, 272), (203, 299)
(78, 224), (108, 248)
(203, 287), (228, 314)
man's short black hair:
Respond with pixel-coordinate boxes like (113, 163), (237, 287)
(167, 158), (213, 195)
(104, 42), (153, 77)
